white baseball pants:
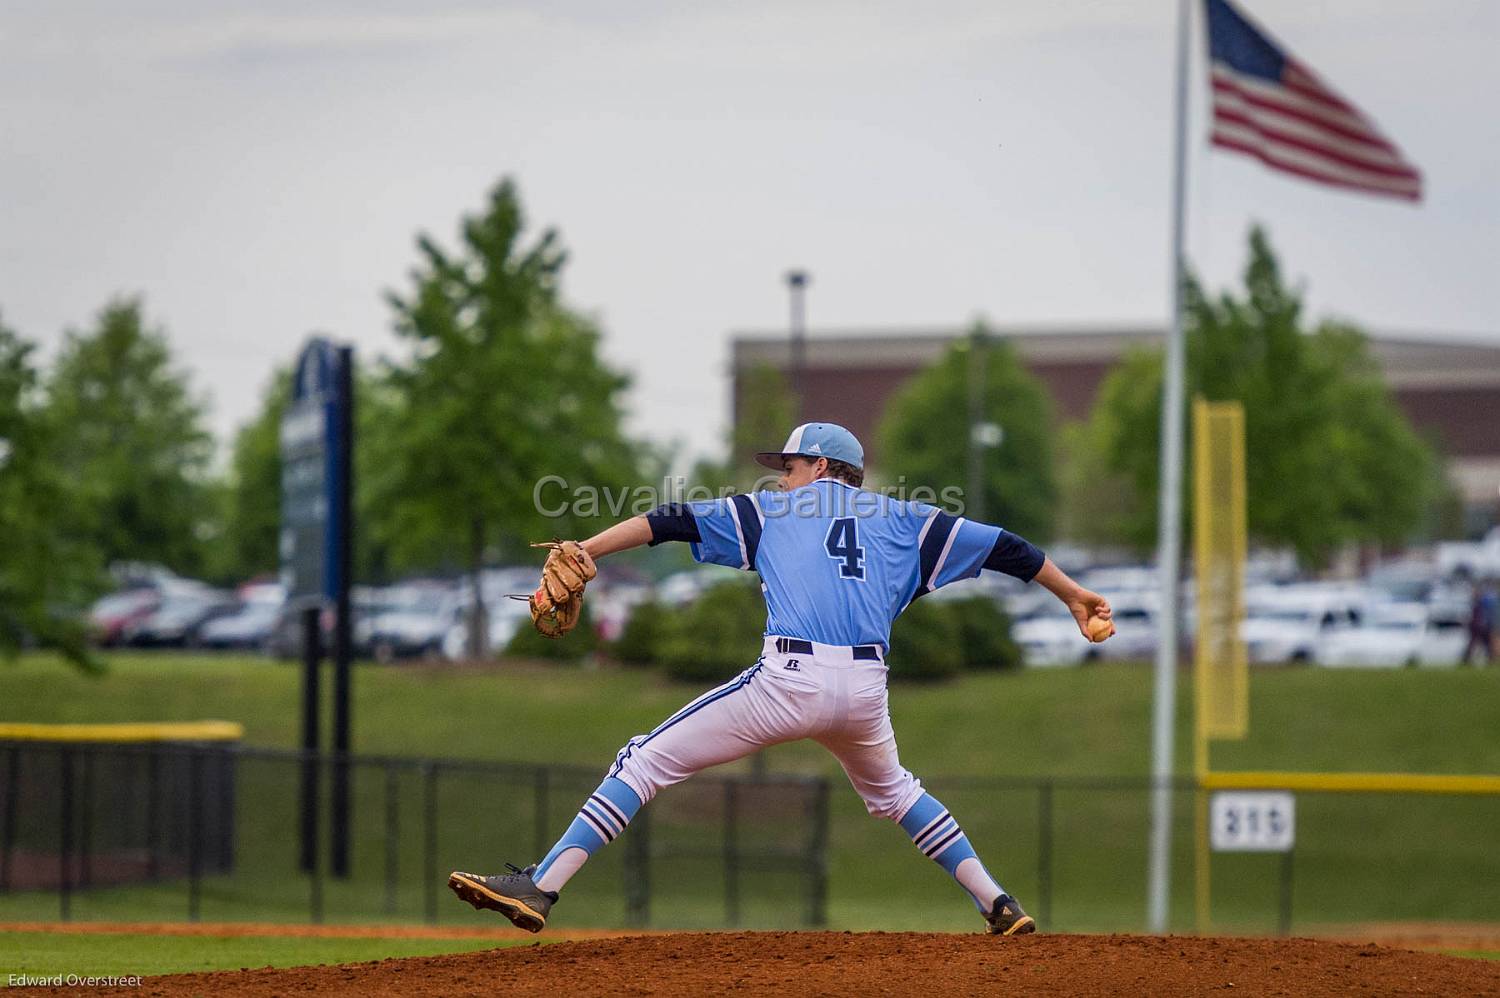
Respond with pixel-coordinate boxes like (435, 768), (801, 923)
(609, 635), (927, 822)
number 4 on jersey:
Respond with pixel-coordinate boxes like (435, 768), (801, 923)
(825, 517), (866, 580)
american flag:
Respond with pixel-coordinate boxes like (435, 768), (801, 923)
(1204, 0), (1422, 202)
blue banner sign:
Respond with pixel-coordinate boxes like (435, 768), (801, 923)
(280, 338), (350, 604)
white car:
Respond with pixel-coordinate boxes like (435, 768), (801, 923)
(198, 592), (284, 650)
(656, 569), (737, 608)
(590, 582), (656, 642)
(1013, 604), (1092, 667)
(360, 583), (460, 661)
(1240, 586), (1366, 664)
(1316, 602), (1469, 668)
(443, 571), (536, 660)
(1077, 566), (1159, 596)
(1095, 602), (1159, 660)
(1012, 598), (1157, 666)
(1437, 527), (1500, 580)
(927, 571), (1024, 605)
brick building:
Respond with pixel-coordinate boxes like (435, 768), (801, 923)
(731, 325), (1500, 529)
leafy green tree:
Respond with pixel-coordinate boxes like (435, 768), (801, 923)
(46, 298), (215, 575)
(1082, 227), (1439, 565)
(379, 178), (642, 655)
(877, 324), (1058, 540)
(212, 367), (289, 583)
(351, 366), (405, 584)
(1073, 347), (1170, 550)
(1055, 419), (1140, 548)
(0, 316), (102, 668)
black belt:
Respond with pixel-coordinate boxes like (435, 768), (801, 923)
(774, 637), (882, 661)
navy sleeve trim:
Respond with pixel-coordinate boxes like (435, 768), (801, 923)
(729, 494), (763, 568)
(645, 504), (701, 546)
(908, 510), (959, 603)
(984, 532), (1046, 582)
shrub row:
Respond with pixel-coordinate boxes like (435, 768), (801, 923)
(504, 602), (599, 660)
(599, 581), (1021, 684)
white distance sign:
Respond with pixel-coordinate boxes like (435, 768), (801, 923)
(1210, 791), (1295, 852)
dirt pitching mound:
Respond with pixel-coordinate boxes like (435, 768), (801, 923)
(26, 931), (1500, 997)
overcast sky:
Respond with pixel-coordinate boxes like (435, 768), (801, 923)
(3, 1), (1495, 467)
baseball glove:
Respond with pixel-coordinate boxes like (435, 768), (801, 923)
(528, 540), (598, 638)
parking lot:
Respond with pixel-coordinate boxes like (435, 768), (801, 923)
(87, 527), (1500, 670)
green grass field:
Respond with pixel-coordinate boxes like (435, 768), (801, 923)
(7, 652), (1498, 776)
(2, 652), (1498, 945)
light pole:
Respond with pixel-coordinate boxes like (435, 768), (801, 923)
(965, 328), (1002, 520)
(786, 270), (809, 421)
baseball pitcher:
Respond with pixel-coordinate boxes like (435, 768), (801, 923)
(450, 422), (1113, 935)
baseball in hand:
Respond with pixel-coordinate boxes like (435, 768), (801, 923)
(1086, 615), (1114, 643)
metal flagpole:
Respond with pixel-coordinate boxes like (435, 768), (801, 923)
(1148, 0), (1193, 934)
(786, 270), (809, 422)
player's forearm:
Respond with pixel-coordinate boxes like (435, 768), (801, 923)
(581, 516), (653, 560)
(1031, 558), (1085, 602)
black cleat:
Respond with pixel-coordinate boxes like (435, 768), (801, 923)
(448, 863), (558, 933)
(985, 894), (1037, 936)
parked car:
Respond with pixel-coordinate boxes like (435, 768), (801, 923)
(357, 583), (459, 662)
(1437, 527), (1500, 580)
(197, 583), (286, 651)
(1011, 587), (1159, 667)
(1316, 602), (1469, 668)
(1239, 586), (1367, 664)
(590, 581), (657, 643)
(1076, 566), (1160, 603)
(656, 570), (722, 609)
(432, 568), (546, 660)
(927, 571), (1024, 605)
(1012, 599), (1092, 667)
(1003, 585), (1056, 623)
(123, 586), (238, 647)
(443, 592), (533, 660)
(1365, 560), (1444, 603)
(197, 600), (282, 651)
(1094, 600), (1159, 661)
(89, 588), (160, 646)
(267, 586), (384, 660)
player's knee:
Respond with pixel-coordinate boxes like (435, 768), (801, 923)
(860, 772), (924, 822)
(608, 737), (661, 806)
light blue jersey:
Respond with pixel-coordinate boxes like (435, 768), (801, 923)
(685, 479), (1003, 648)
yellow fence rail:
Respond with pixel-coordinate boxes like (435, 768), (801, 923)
(0, 721), (244, 743)
(1201, 769), (1500, 796)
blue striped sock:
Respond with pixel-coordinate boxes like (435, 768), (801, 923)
(534, 777), (642, 891)
(900, 792), (1004, 911)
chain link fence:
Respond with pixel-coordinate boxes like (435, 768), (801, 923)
(0, 741), (828, 929)
(4, 741), (1497, 933)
